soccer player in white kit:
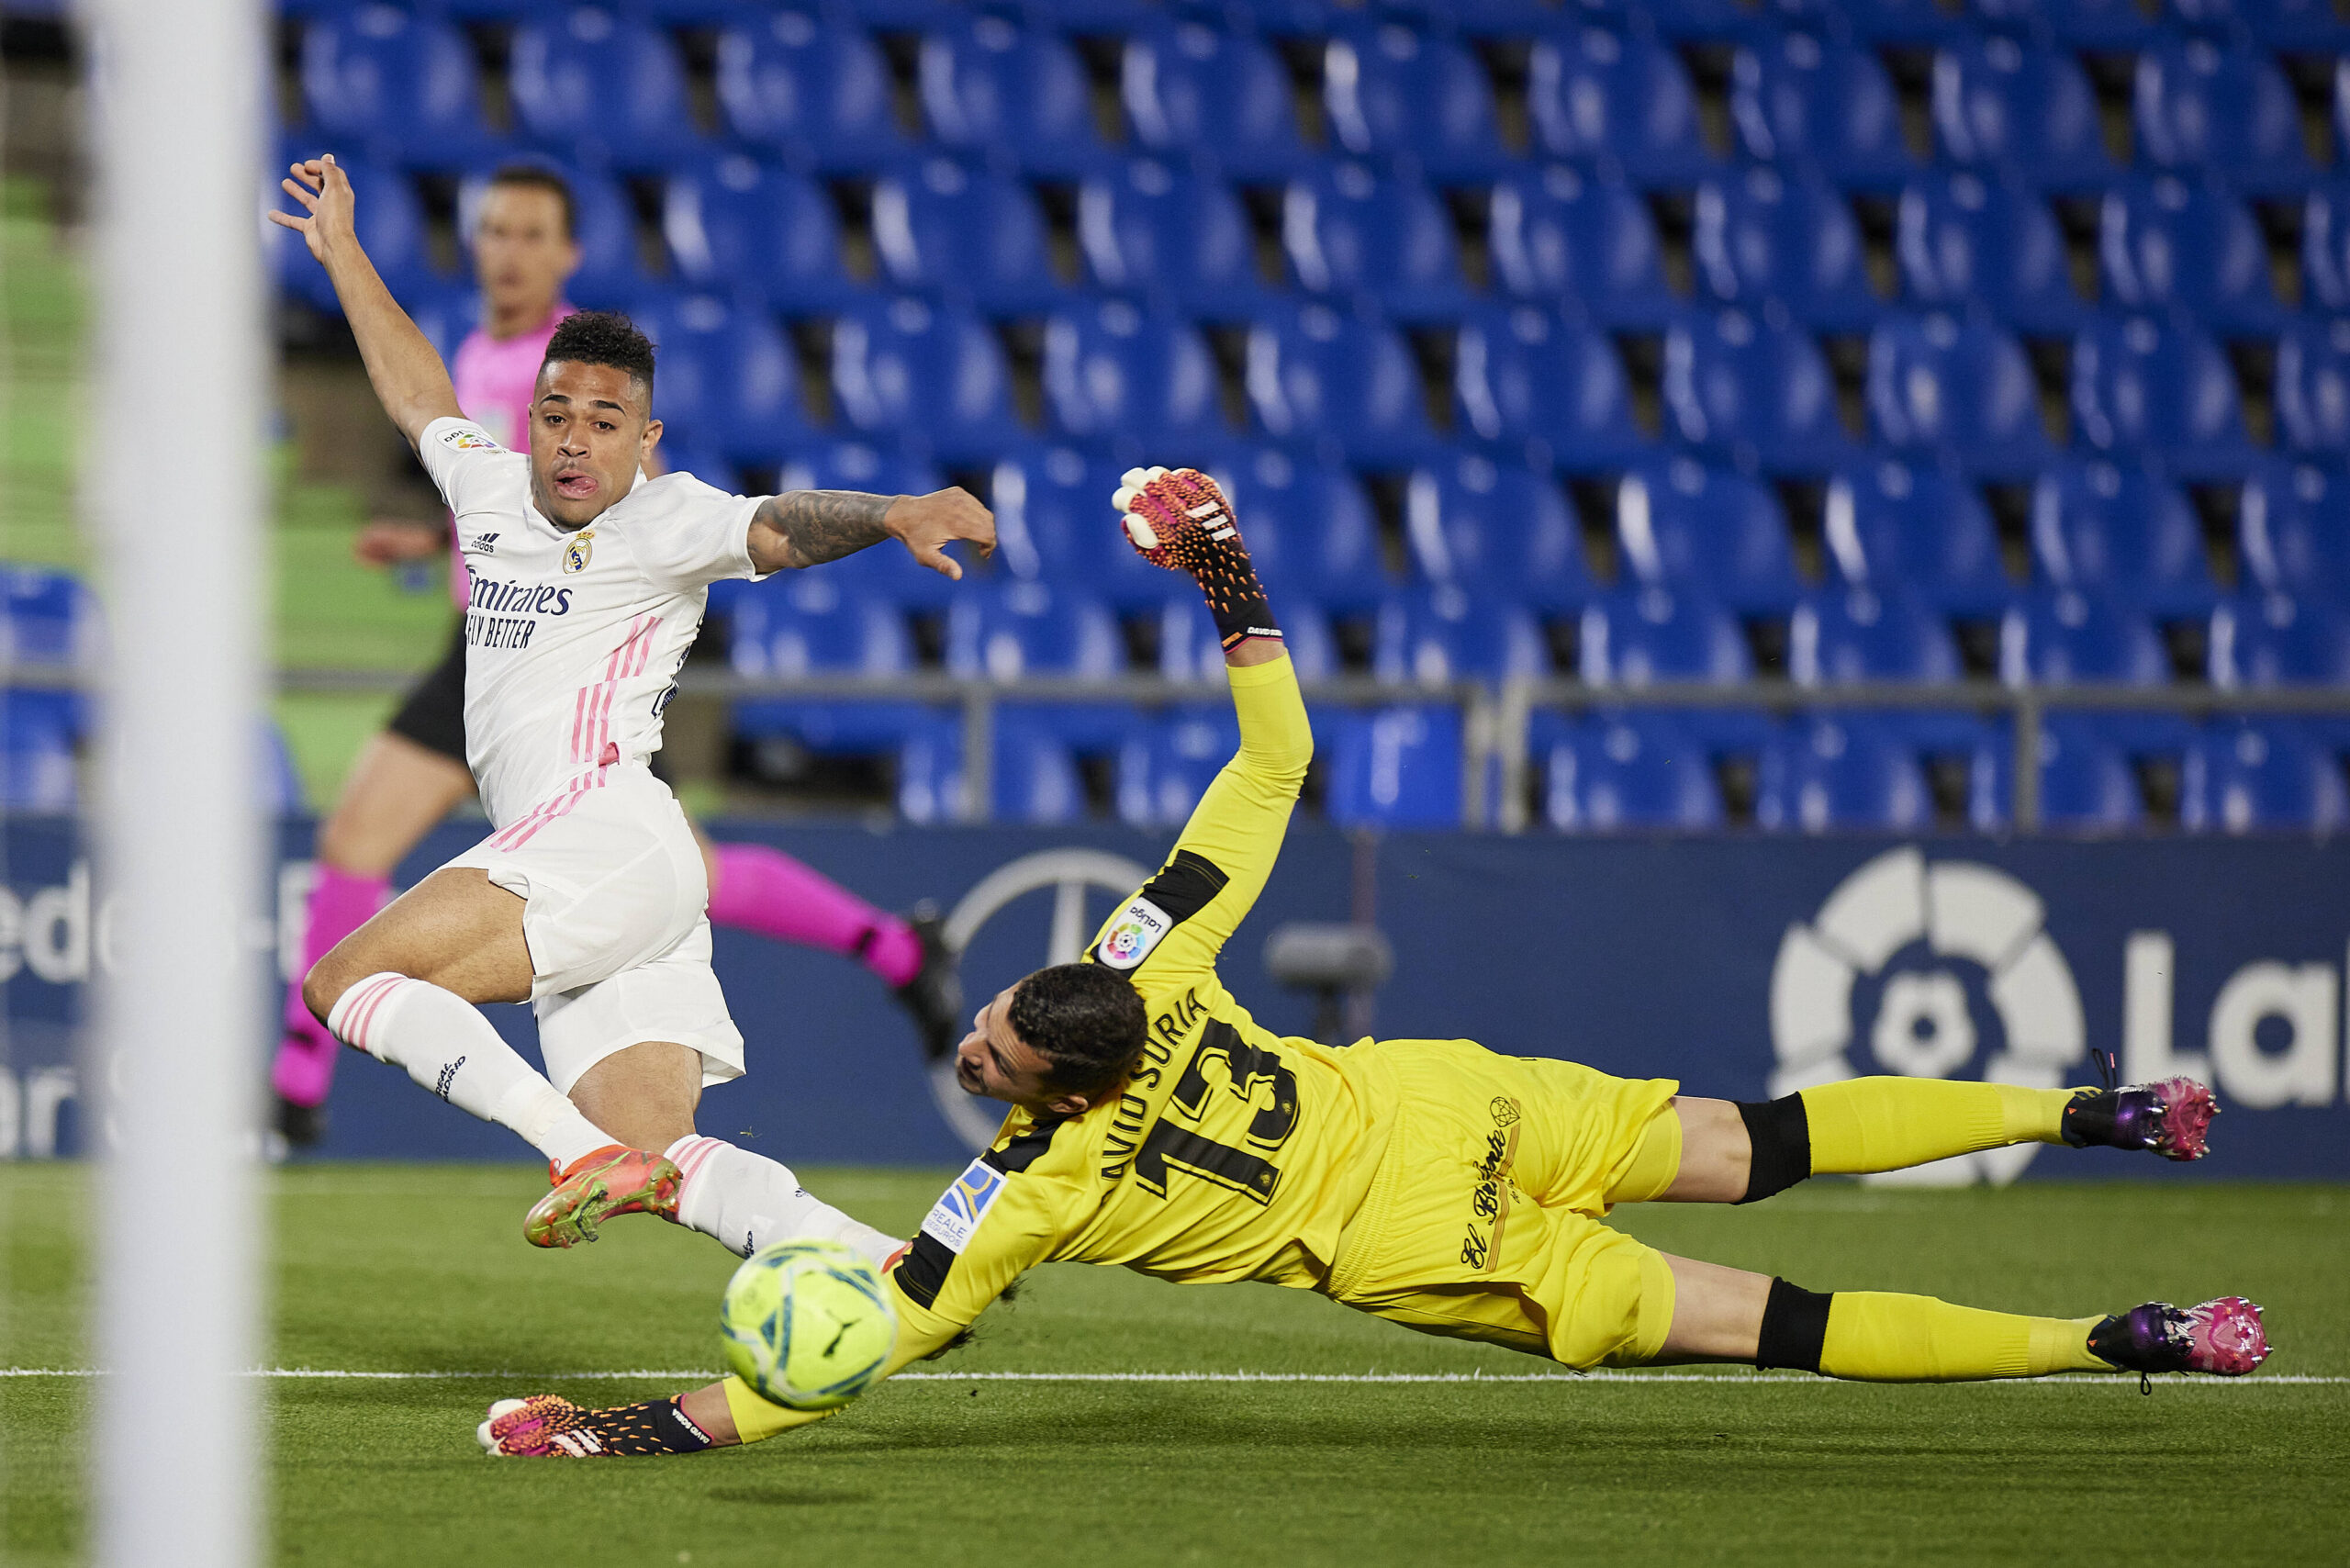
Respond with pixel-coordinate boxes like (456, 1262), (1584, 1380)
(271, 155), (995, 1260)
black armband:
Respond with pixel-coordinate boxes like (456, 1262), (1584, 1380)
(1733, 1093), (1813, 1204)
(1755, 1278), (1833, 1374)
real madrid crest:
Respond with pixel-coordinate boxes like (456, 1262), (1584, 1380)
(561, 529), (594, 575)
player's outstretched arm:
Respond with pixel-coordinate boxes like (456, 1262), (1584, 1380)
(268, 156), (461, 448)
(1099, 468), (1311, 986)
(746, 487), (995, 577)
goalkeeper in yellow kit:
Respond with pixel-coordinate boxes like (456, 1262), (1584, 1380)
(481, 467), (2269, 1459)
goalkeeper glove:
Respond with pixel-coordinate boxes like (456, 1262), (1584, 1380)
(1113, 466), (1281, 651)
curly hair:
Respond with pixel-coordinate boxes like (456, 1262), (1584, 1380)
(541, 310), (655, 402)
(1007, 963), (1148, 1099)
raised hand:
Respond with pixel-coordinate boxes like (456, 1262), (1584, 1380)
(1114, 466), (1281, 650)
(266, 154), (358, 266)
(885, 487), (996, 581)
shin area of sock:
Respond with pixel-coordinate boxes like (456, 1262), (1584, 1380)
(1819, 1292), (2107, 1382)
(1800, 1078), (2010, 1175)
(706, 843), (895, 960)
(665, 1136), (901, 1266)
(280, 867), (391, 1040)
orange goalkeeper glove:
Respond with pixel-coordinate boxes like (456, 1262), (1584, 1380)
(1113, 465), (1281, 651)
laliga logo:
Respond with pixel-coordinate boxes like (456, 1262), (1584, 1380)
(929, 848), (1154, 1153)
(1770, 846), (2085, 1186)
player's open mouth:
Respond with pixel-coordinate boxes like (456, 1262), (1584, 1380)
(553, 470), (598, 499)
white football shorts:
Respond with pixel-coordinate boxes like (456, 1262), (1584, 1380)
(442, 764), (745, 1092)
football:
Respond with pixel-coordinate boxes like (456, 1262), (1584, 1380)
(719, 1239), (899, 1412)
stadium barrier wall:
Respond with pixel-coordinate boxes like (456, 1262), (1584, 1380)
(3, 817), (2345, 1178)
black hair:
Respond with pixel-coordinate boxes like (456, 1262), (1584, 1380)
(541, 310), (655, 403)
(484, 163), (576, 241)
(1007, 963), (1149, 1100)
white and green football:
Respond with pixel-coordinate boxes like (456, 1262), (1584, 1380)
(719, 1239), (898, 1412)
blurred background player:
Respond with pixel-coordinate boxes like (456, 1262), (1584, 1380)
(480, 468), (2266, 1459)
(271, 162), (959, 1148)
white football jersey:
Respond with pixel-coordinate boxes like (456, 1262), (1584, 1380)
(418, 417), (767, 828)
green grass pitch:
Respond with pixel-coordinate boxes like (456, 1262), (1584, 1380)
(4, 1166), (2344, 1567)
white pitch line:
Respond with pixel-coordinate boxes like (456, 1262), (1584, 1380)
(4, 1368), (2344, 1386)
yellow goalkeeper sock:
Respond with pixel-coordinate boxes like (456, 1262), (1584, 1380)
(1818, 1293), (2110, 1383)
(1799, 1077), (2073, 1176)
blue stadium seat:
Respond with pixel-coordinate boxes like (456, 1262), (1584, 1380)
(1281, 162), (1472, 322)
(989, 442), (1172, 609)
(2070, 315), (2254, 478)
(655, 443), (741, 494)
(2301, 181), (2350, 313)
(2177, 0), (2350, 50)
(946, 579), (1126, 679)
(1579, 585), (1755, 685)
(2181, 718), (2350, 833)
(2135, 38), (2311, 195)
(1321, 21), (1510, 181)
(1865, 313), (2054, 478)
(1452, 305), (1653, 474)
(1968, 0), (2161, 49)
(1692, 167), (1878, 331)
(1324, 705), (1464, 827)
(1930, 37), (2121, 193)
(297, 6), (502, 168)
(1998, 588), (2171, 685)
(1153, 590), (1344, 682)
(2210, 591), (2350, 686)
(2031, 460), (2218, 616)
(1079, 159), (1272, 318)
(1730, 33), (1918, 188)
(1404, 453), (1597, 613)
(1217, 444), (1395, 613)
(1245, 304), (1440, 465)
(725, 574), (917, 680)
(1789, 585), (1964, 684)
(631, 294), (818, 465)
(509, 6), (700, 170)
(0, 567), (96, 672)
(1042, 298), (1227, 454)
(455, 163), (645, 309)
(1530, 711), (1725, 831)
(1616, 459), (1803, 613)
(2275, 317), (2350, 461)
(1896, 174), (2087, 335)
(831, 295), (1025, 464)
(1121, 19), (1315, 182)
(267, 157), (442, 316)
(2239, 461), (2350, 603)
(831, 0), (965, 28)
(1756, 714), (1932, 832)
(1371, 0), (1583, 37)
(1775, 0), (1973, 42)
(1663, 308), (1853, 474)
(1372, 586), (1554, 686)
(1824, 460), (2013, 616)
(733, 701), (967, 823)
(1486, 164), (1681, 330)
(663, 155), (857, 315)
(1965, 714), (2148, 831)
(1638, 0), (1776, 41)
(776, 442), (968, 608)
(1116, 706), (1242, 828)
(922, 15), (1112, 177)
(2098, 177), (2282, 336)
(1528, 28), (1717, 185)
(1015, 0), (1164, 33)
(871, 158), (1058, 317)
(0, 689), (81, 813)
(984, 712), (1089, 825)
(714, 9), (912, 174)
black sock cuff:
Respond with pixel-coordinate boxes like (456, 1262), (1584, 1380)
(1755, 1278), (1832, 1373)
(1734, 1093), (1812, 1204)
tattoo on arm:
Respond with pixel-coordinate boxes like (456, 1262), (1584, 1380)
(752, 490), (895, 570)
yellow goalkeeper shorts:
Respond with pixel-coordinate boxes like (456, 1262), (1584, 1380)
(1322, 1039), (1682, 1370)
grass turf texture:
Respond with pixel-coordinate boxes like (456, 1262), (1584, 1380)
(5, 1166), (2344, 1567)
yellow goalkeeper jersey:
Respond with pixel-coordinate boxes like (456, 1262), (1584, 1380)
(726, 653), (1389, 1441)
(882, 654), (1388, 1354)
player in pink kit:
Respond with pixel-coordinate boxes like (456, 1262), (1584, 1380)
(271, 164), (959, 1147)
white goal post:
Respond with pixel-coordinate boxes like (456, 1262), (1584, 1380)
(81, 0), (269, 1562)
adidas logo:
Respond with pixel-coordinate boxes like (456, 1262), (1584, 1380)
(434, 1057), (465, 1102)
(464, 532), (500, 554)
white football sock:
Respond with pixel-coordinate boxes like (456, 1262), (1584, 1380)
(328, 972), (612, 1170)
(664, 1135), (901, 1267)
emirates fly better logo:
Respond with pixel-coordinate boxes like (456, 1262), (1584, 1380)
(1769, 846), (2086, 1185)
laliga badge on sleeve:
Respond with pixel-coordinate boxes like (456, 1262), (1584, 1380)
(442, 424), (499, 453)
(1094, 895), (1174, 971)
(561, 529), (595, 575)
